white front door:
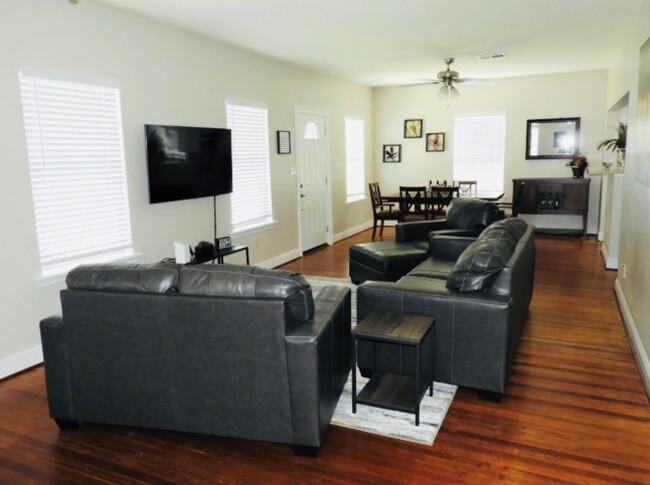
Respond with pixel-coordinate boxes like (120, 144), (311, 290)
(295, 109), (330, 252)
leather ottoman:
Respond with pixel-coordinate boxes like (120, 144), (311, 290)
(349, 241), (428, 284)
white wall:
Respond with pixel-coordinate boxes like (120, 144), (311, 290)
(373, 71), (608, 233)
(0, 0), (373, 378)
(607, 4), (650, 394)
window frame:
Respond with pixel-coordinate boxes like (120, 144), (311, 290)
(225, 99), (275, 235)
(19, 70), (136, 283)
(453, 113), (506, 195)
(344, 116), (366, 204)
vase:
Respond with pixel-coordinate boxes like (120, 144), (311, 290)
(617, 148), (625, 168)
(571, 165), (587, 178)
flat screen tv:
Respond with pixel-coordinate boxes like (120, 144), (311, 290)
(145, 124), (232, 204)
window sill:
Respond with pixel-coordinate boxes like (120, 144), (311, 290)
(346, 196), (366, 205)
(36, 252), (142, 287)
(232, 220), (278, 238)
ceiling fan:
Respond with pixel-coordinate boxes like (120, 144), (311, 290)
(416, 58), (491, 102)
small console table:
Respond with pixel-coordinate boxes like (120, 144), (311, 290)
(188, 245), (250, 265)
(512, 177), (591, 237)
(352, 312), (435, 426)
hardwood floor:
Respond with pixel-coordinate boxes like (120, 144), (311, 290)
(2, 229), (649, 484)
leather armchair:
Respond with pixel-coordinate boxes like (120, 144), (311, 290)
(396, 197), (504, 243)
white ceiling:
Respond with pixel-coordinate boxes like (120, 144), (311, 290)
(95, 0), (647, 86)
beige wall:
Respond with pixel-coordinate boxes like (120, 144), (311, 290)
(373, 71), (608, 233)
(0, 0), (373, 377)
(608, 3), (650, 391)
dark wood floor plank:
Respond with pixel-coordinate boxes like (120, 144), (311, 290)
(1, 229), (649, 483)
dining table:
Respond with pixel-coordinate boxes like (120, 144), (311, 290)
(383, 188), (505, 219)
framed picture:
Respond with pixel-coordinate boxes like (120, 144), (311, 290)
(277, 130), (291, 154)
(404, 119), (423, 138)
(383, 144), (401, 163)
(426, 132), (445, 152)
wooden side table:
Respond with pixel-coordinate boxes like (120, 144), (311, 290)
(352, 312), (435, 426)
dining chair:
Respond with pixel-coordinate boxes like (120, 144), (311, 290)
(399, 186), (429, 221)
(455, 180), (478, 197)
(429, 186), (460, 217)
(368, 182), (402, 239)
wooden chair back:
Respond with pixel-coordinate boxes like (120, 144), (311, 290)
(368, 182), (383, 213)
(429, 186), (460, 216)
(399, 186), (428, 219)
(455, 180), (478, 197)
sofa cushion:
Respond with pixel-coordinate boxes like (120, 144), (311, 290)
(408, 258), (457, 280)
(66, 263), (182, 294)
(445, 226), (519, 292)
(446, 198), (503, 230)
(178, 264), (314, 322)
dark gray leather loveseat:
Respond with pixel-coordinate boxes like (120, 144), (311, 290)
(356, 218), (535, 400)
(40, 263), (351, 457)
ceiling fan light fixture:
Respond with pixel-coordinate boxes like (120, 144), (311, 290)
(437, 83), (459, 100)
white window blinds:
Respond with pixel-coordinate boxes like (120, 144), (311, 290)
(345, 117), (365, 203)
(20, 73), (134, 279)
(226, 101), (273, 232)
(453, 114), (506, 193)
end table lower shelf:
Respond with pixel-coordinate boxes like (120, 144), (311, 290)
(352, 312), (435, 426)
(356, 373), (429, 413)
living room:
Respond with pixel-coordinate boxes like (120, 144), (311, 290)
(2, 0), (650, 481)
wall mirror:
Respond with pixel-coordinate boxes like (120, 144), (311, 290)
(526, 117), (581, 159)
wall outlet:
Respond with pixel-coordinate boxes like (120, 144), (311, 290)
(622, 263), (627, 279)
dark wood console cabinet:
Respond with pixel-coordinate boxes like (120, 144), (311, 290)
(512, 178), (590, 237)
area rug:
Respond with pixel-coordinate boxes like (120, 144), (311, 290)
(304, 275), (457, 446)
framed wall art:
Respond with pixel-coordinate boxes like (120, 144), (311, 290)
(404, 119), (423, 138)
(426, 132), (445, 152)
(383, 144), (401, 163)
(277, 130), (291, 154)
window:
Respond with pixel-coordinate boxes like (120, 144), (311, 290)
(453, 114), (506, 194)
(345, 117), (365, 203)
(226, 101), (273, 233)
(303, 122), (320, 140)
(19, 72), (134, 280)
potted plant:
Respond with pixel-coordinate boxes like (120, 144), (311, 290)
(597, 120), (627, 166)
(567, 153), (588, 178)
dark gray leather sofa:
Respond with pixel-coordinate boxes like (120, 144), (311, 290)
(40, 263), (351, 457)
(356, 218), (535, 400)
(349, 198), (504, 284)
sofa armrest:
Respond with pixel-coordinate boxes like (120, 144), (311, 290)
(285, 286), (351, 448)
(396, 220), (447, 242)
(39, 314), (75, 420)
(428, 234), (477, 260)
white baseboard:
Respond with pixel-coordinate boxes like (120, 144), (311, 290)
(259, 221), (373, 269)
(333, 220), (373, 243)
(257, 248), (302, 269)
(600, 243), (618, 269)
(615, 278), (650, 401)
(0, 346), (43, 381)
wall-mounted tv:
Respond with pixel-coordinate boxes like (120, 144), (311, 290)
(145, 124), (232, 204)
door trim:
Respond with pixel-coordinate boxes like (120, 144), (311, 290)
(294, 106), (333, 254)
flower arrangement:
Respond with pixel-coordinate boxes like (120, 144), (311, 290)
(566, 153), (588, 178)
(566, 153), (588, 167)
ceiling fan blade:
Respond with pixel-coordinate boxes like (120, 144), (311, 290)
(400, 79), (442, 87)
(455, 78), (495, 86)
